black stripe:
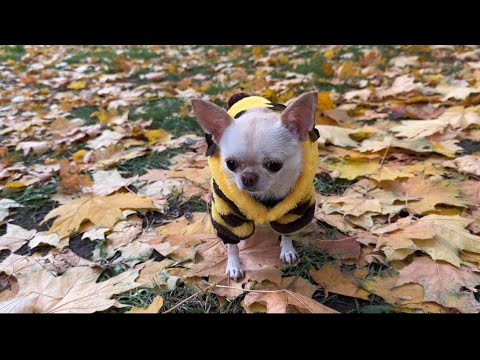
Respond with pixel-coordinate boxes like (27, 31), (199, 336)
(211, 218), (254, 244)
(270, 203), (315, 235)
(220, 213), (250, 227)
(257, 196), (284, 208)
(234, 110), (247, 119)
(269, 103), (287, 111)
(289, 199), (315, 216)
(212, 180), (245, 218)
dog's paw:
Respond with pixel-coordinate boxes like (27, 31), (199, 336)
(226, 264), (244, 280)
(280, 249), (298, 265)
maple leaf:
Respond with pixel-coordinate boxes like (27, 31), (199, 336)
(388, 176), (466, 215)
(397, 256), (480, 313)
(91, 170), (137, 196)
(0, 199), (21, 223)
(322, 179), (404, 218)
(188, 226), (284, 291)
(42, 193), (154, 238)
(0, 224), (36, 252)
(316, 125), (360, 147)
(377, 75), (421, 98)
(136, 259), (178, 289)
(0, 253), (38, 276)
(443, 155), (480, 176)
(126, 296), (164, 314)
(29, 231), (67, 249)
(0, 267), (140, 313)
(87, 130), (124, 149)
(360, 274), (448, 313)
(58, 159), (93, 194)
(310, 263), (370, 300)
(412, 215), (480, 267)
(242, 289), (337, 313)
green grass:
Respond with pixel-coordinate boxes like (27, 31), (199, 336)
(116, 285), (246, 313)
(295, 53), (331, 79)
(0, 45), (25, 62)
(116, 148), (185, 176)
(68, 105), (99, 125)
(129, 98), (201, 137)
(4, 182), (58, 208)
(314, 173), (355, 195)
(2, 182), (59, 232)
(205, 83), (231, 95)
(123, 47), (158, 60)
(282, 245), (334, 280)
(65, 50), (116, 64)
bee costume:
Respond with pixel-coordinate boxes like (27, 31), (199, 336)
(205, 94), (319, 245)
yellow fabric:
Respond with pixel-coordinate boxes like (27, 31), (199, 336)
(227, 96), (272, 118)
(208, 138), (318, 225)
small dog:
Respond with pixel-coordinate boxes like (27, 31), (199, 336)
(192, 91), (318, 280)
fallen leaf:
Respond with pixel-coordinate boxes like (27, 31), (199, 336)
(43, 193), (154, 238)
(242, 289), (338, 313)
(91, 170), (137, 196)
(126, 296), (164, 313)
(443, 155), (480, 176)
(0, 199), (21, 222)
(0, 224), (36, 252)
(0, 267), (140, 313)
(397, 256), (480, 313)
(388, 176), (466, 214)
(310, 263), (370, 299)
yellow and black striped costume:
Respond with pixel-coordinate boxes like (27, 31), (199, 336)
(206, 95), (319, 244)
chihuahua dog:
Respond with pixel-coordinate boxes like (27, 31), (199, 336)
(192, 91), (318, 280)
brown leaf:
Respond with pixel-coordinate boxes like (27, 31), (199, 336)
(243, 289), (338, 313)
(310, 263), (370, 300)
(0, 267), (140, 313)
(126, 296), (163, 313)
(188, 226), (284, 288)
(0, 224), (36, 252)
(397, 256), (480, 313)
(43, 193), (155, 238)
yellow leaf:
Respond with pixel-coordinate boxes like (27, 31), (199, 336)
(310, 263), (370, 300)
(389, 176), (466, 215)
(144, 129), (172, 144)
(5, 181), (26, 189)
(324, 49), (335, 59)
(127, 296), (164, 314)
(317, 91), (335, 112)
(166, 64), (176, 73)
(337, 61), (360, 78)
(43, 193), (155, 238)
(72, 149), (88, 163)
(68, 81), (87, 90)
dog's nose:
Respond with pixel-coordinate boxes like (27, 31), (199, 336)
(241, 172), (258, 187)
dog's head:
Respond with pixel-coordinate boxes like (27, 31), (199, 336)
(192, 91), (317, 201)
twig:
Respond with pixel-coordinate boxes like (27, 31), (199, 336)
(161, 283), (216, 314)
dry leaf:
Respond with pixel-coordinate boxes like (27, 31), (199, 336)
(43, 193), (154, 238)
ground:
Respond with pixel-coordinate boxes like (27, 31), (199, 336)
(0, 45), (479, 313)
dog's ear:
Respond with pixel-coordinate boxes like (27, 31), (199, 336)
(191, 99), (233, 142)
(281, 91), (317, 141)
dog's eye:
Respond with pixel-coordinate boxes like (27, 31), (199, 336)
(226, 160), (238, 171)
(265, 161), (282, 172)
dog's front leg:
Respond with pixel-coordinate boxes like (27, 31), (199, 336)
(226, 243), (244, 280)
(280, 235), (298, 265)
